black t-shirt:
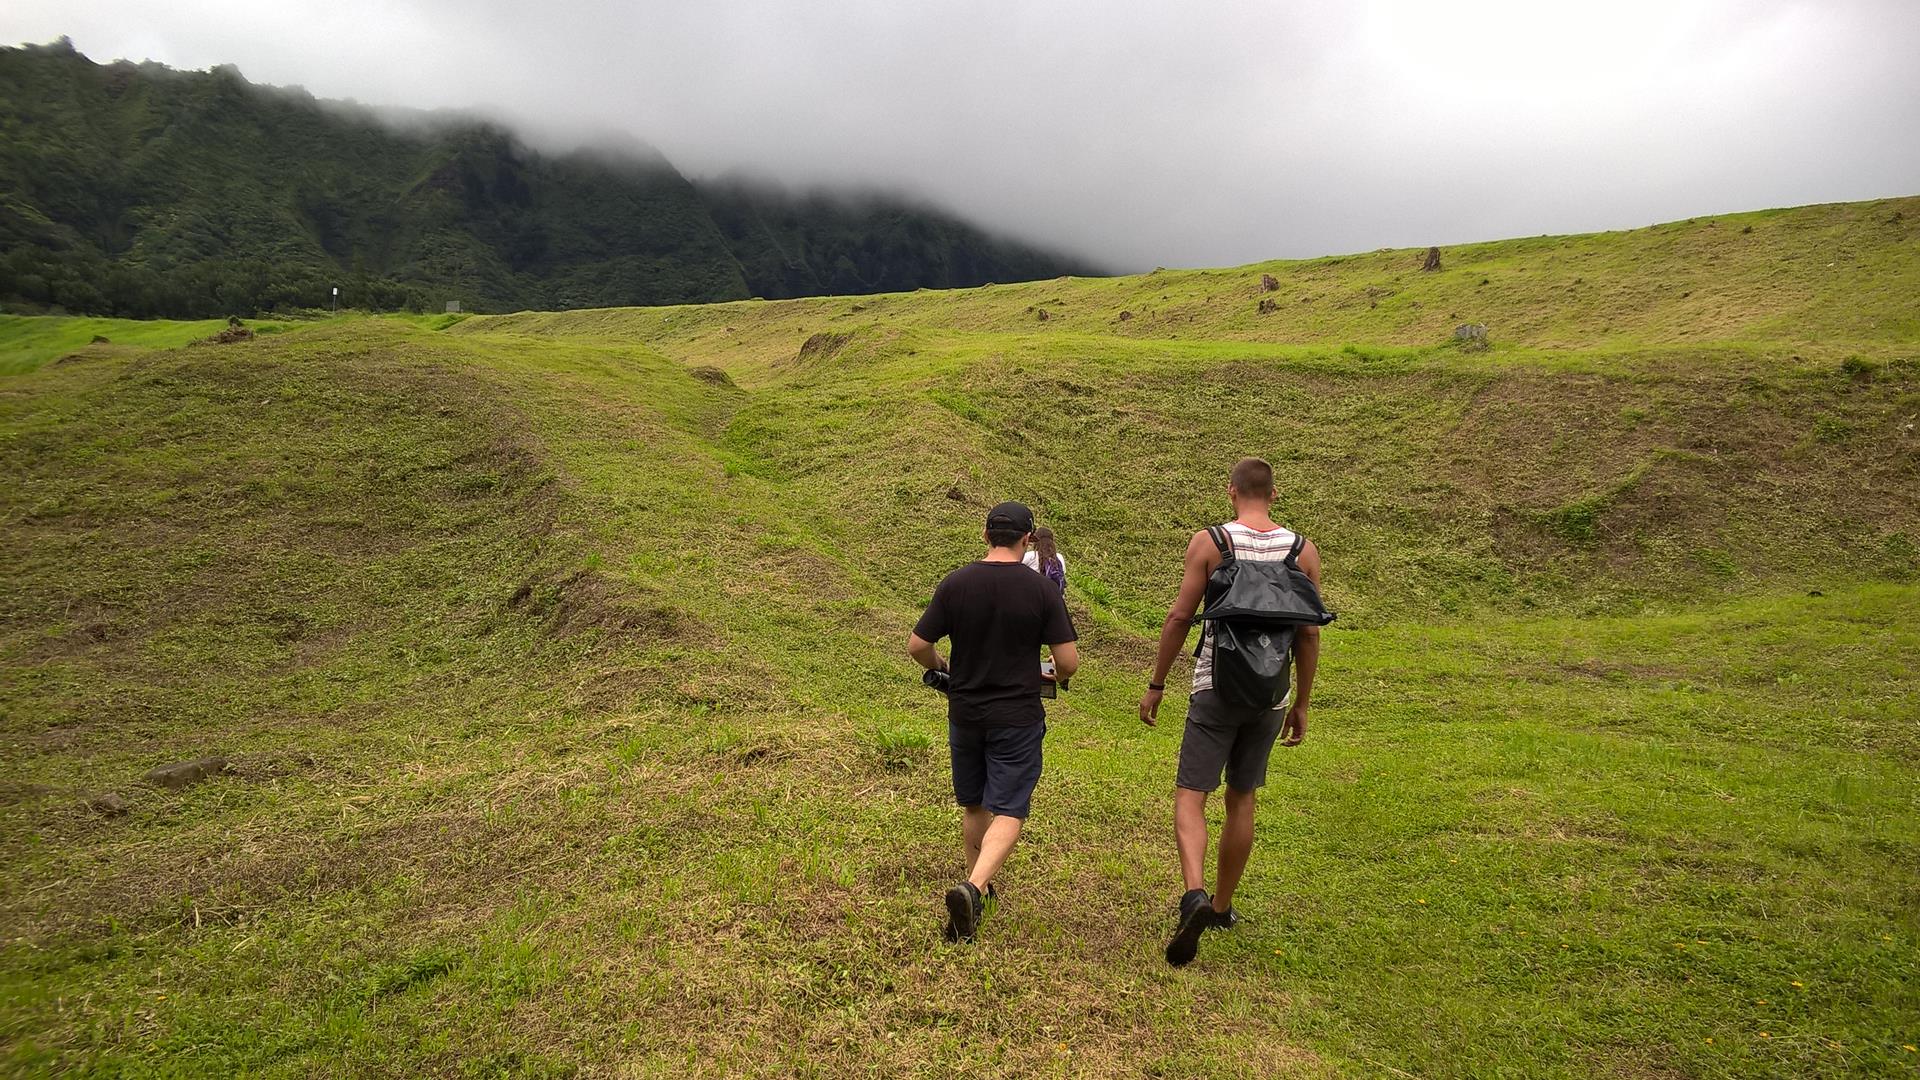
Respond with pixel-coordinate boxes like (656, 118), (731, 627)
(913, 560), (1078, 727)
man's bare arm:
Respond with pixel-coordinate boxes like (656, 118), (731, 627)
(1050, 640), (1080, 681)
(907, 632), (945, 672)
(1139, 531), (1217, 726)
(1281, 539), (1323, 746)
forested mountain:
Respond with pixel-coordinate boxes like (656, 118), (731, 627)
(0, 39), (1093, 317)
(699, 176), (1082, 300)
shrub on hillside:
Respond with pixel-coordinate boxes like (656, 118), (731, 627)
(1839, 355), (1880, 381)
(1812, 416), (1854, 444)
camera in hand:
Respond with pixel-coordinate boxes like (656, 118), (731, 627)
(925, 665), (1063, 697)
(1040, 659), (1068, 699)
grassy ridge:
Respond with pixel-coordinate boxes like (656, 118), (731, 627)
(1, 199), (1917, 1077)
(469, 194), (1920, 362)
(0, 314), (309, 376)
(464, 195), (1920, 624)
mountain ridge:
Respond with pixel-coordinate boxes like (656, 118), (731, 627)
(0, 38), (1096, 318)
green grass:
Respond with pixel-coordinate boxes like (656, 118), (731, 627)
(0, 315), (265, 375)
(2, 198), (1917, 1077)
(0, 312), (462, 376)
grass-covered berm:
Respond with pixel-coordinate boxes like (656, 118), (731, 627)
(2, 196), (1917, 1078)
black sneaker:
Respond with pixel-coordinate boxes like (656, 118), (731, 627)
(944, 881), (984, 943)
(1165, 888), (1212, 967)
(1210, 906), (1238, 930)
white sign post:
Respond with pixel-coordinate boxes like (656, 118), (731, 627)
(331, 286), (339, 315)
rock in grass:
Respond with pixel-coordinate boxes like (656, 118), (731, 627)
(1454, 324), (1489, 350)
(1259, 274), (1279, 292)
(143, 756), (229, 790)
(1422, 246), (1443, 272)
(86, 792), (131, 817)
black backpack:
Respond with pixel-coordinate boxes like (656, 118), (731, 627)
(1194, 526), (1336, 708)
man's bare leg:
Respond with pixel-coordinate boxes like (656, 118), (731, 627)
(968, 814), (1023, 891)
(946, 806), (1009, 943)
(962, 805), (991, 876)
(1174, 786), (1211, 892)
(1166, 786), (1217, 966)
(1213, 787), (1256, 913)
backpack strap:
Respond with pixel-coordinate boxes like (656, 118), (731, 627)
(1194, 525), (1233, 659)
(1206, 524), (1235, 565)
(1283, 531), (1306, 568)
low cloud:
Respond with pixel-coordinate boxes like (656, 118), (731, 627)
(6, 0), (1917, 271)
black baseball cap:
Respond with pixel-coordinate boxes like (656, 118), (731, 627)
(986, 501), (1035, 534)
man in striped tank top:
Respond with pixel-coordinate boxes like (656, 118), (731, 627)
(1139, 457), (1323, 967)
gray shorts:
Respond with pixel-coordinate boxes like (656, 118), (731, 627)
(1176, 690), (1286, 793)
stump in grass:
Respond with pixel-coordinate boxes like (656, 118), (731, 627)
(1421, 246), (1442, 272)
(202, 324), (254, 345)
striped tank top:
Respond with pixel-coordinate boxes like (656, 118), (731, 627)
(1192, 521), (1300, 697)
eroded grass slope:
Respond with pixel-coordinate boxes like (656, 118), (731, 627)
(465, 194), (1920, 375)
(1, 198), (1917, 1078)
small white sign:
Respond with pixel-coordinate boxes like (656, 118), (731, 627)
(332, 287), (339, 296)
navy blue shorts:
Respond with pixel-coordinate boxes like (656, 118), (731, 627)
(949, 721), (1046, 819)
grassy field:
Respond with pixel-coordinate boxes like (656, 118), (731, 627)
(1, 196), (1917, 1078)
(0, 316), (320, 377)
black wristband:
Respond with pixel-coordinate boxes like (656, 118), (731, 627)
(1147, 681), (1165, 691)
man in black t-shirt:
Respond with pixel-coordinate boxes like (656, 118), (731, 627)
(909, 501), (1079, 943)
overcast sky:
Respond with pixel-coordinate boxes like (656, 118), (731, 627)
(7, 0), (1917, 270)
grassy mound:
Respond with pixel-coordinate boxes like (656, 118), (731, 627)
(1, 197), (1917, 1077)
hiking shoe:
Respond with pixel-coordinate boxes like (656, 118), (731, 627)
(944, 881), (984, 943)
(1210, 906), (1238, 931)
(1165, 888), (1212, 967)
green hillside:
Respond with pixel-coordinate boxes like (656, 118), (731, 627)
(699, 177), (1081, 300)
(0, 39), (1091, 320)
(1, 197), (1917, 1077)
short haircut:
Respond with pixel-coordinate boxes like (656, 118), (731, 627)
(1229, 457), (1274, 499)
(986, 528), (1028, 549)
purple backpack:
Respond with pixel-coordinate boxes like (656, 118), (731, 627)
(1041, 556), (1065, 593)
